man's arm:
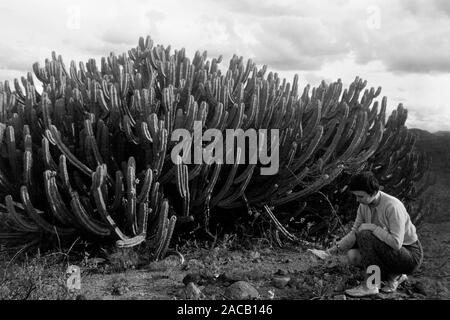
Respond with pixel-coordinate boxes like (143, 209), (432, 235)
(328, 205), (364, 254)
(372, 204), (406, 250)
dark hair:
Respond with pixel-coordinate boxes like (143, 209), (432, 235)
(348, 171), (380, 196)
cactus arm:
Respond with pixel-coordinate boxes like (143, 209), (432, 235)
(289, 125), (323, 173)
(157, 215), (177, 261)
(43, 171), (74, 227)
(42, 134), (58, 172)
(6, 126), (20, 180)
(23, 132), (34, 190)
(49, 125), (93, 177)
(136, 202), (149, 235)
(206, 102), (223, 129)
(193, 163), (222, 206)
(243, 94), (258, 130)
(339, 111), (368, 162)
(137, 168), (153, 203)
(20, 186), (75, 235)
(317, 104), (349, 165)
(116, 234), (146, 248)
(272, 166), (344, 206)
(91, 170), (129, 240)
(122, 115), (139, 145)
(147, 198), (169, 248)
(125, 157), (138, 235)
(347, 119), (384, 166)
(302, 100), (322, 142)
(211, 148), (241, 207)
(69, 190), (110, 236)
(155, 128), (168, 179)
(5, 195), (39, 232)
(218, 164), (256, 207)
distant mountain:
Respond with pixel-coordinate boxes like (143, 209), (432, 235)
(409, 128), (435, 140)
(434, 131), (450, 137)
(409, 129), (450, 171)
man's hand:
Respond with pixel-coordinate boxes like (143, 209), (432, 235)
(307, 249), (332, 260)
(358, 223), (377, 232)
(326, 246), (338, 255)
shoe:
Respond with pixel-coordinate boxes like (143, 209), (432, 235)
(381, 274), (408, 293)
(345, 284), (379, 297)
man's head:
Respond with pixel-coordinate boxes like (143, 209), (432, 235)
(348, 171), (380, 205)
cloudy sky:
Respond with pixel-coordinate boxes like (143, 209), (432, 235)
(0, 0), (449, 132)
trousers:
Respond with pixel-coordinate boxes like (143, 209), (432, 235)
(354, 230), (423, 280)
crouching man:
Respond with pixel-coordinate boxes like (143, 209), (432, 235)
(326, 171), (423, 297)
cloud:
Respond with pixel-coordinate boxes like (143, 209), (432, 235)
(407, 106), (450, 132)
(401, 0), (450, 17)
(210, 0), (305, 17)
(102, 29), (138, 46)
(434, 0), (450, 15)
(0, 44), (39, 72)
(194, 14), (353, 71)
(346, 1), (450, 74)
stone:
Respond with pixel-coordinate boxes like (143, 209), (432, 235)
(187, 259), (204, 269)
(218, 271), (244, 284)
(412, 281), (427, 296)
(182, 273), (202, 286)
(287, 278), (302, 289)
(275, 269), (288, 276)
(249, 251), (261, 260)
(334, 294), (347, 300)
(334, 283), (346, 292)
(184, 282), (203, 300)
(272, 277), (291, 289)
(225, 281), (260, 300)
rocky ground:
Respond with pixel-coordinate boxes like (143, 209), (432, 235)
(42, 221), (450, 300)
(1, 222), (449, 301)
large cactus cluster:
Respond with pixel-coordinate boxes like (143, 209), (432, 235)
(0, 36), (431, 253)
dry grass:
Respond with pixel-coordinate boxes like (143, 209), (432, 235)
(0, 251), (71, 300)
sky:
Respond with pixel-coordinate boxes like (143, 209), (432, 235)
(0, 0), (449, 132)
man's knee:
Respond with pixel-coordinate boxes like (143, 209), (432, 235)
(356, 229), (374, 241)
(347, 249), (362, 266)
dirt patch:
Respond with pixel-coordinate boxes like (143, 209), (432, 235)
(74, 221), (450, 300)
(1, 221), (449, 300)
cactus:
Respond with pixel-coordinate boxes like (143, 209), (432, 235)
(0, 35), (432, 254)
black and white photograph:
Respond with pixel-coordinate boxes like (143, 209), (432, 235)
(0, 0), (449, 306)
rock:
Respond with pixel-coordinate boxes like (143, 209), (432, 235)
(110, 277), (130, 296)
(147, 261), (169, 272)
(334, 283), (346, 292)
(412, 281), (427, 296)
(247, 270), (266, 281)
(187, 259), (205, 269)
(85, 258), (106, 267)
(272, 277), (291, 289)
(287, 278), (302, 289)
(184, 282), (203, 300)
(230, 252), (242, 261)
(275, 269), (288, 276)
(436, 281), (450, 299)
(225, 281), (259, 300)
(182, 273), (202, 286)
(334, 294), (347, 300)
(249, 251), (261, 260)
(218, 271), (244, 284)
